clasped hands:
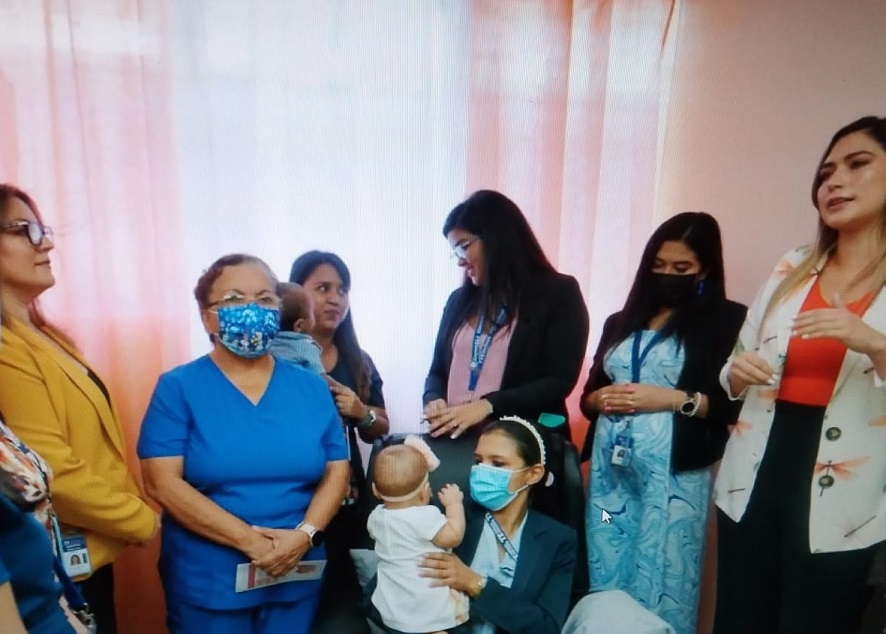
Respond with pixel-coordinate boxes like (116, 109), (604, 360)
(591, 383), (682, 415)
(242, 526), (312, 578)
(423, 399), (491, 438)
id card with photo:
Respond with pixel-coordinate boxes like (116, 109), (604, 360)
(61, 534), (92, 577)
(610, 434), (634, 467)
(234, 560), (326, 593)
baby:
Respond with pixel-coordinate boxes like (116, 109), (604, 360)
(368, 441), (469, 634)
(268, 282), (325, 375)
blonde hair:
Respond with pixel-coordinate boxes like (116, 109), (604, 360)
(763, 118), (886, 323)
(372, 445), (428, 499)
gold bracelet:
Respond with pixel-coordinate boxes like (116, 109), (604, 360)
(471, 575), (487, 598)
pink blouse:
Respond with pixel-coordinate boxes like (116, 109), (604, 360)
(447, 318), (516, 406)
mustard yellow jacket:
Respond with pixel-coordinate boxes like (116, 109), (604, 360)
(0, 317), (156, 575)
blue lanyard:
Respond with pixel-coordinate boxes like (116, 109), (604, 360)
(469, 307), (508, 392)
(631, 330), (665, 383)
(485, 512), (519, 561)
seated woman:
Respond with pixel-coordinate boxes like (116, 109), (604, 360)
(138, 253), (350, 634)
(0, 184), (157, 634)
(417, 417), (577, 634)
(580, 212), (746, 634)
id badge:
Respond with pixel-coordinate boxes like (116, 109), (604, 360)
(61, 534), (92, 577)
(611, 434), (633, 467)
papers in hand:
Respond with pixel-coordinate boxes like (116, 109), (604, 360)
(235, 560), (326, 593)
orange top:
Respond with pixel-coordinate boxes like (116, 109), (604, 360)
(778, 279), (875, 406)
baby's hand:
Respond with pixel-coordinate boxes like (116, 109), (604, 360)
(438, 484), (463, 507)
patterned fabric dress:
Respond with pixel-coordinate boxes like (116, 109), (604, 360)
(586, 331), (710, 634)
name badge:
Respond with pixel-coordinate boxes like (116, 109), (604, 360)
(234, 560), (326, 593)
(61, 534), (92, 577)
(610, 434), (633, 467)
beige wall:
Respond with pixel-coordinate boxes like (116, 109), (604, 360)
(658, 0), (886, 306)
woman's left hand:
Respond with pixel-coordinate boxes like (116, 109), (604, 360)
(597, 383), (682, 414)
(250, 527), (311, 577)
(426, 400), (490, 439)
(418, 552), (483, 594)
(792, 294), (884, 354)
(328, 378), (368, 420)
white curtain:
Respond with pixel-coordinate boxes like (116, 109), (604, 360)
(0, 2), (678, 630)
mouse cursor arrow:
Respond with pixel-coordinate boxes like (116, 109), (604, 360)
(601, 509), (613, 524)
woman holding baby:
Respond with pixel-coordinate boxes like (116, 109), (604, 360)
(412, 417), (577, 634)
(290, 250), (390, 634)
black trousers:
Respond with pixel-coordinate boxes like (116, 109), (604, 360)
(714, 401), (878, 634)
(310, 503), (371, 634)
(77, 564), (117, 634)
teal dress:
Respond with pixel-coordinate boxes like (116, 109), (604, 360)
(586, 331), (710, 634)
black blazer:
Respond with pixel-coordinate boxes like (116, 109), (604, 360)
(580, 300), (747, 472)
(455, 507), (577, 634)
(423, 272), (590, 435)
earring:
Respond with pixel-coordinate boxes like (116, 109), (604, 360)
(697, 279), (705, 295)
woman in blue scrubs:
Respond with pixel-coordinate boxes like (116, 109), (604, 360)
(138, 253), (350, 634)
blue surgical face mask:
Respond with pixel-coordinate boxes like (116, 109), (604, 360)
(469, 463), (530, 511)
(214, 304), (280, 359)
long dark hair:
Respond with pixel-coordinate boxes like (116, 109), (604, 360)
(443, 190), (554, 326)
(599, 211), (727, 354)
(289, 250), (370, 402)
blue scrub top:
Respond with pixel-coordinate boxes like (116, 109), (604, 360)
(137, 356), (348, 610)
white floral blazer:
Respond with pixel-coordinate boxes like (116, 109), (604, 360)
(714, 246), (886, 553)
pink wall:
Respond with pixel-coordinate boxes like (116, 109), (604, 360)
(659, 0), (886, 306)
(658, 3), (886, 630)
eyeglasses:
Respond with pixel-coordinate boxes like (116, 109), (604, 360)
(0, 221), (54, 247)
(451, 237), (478, 260)
(207, 293), (282, 310)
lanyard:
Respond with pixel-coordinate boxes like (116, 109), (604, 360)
(469, 307), (508, 392)
(485, 512), (519, 561)
(630, 330), (665, 384)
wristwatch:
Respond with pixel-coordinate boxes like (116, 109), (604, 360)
(295, 522), (324, 547)
(357, 407), (377, 429)
(678, 391), (702, 418)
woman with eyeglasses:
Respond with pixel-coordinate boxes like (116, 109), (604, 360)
(138, 253), (350, 634)
(421, 190), (589, 525)
(0, 184), (158, 634)
(424, 190), (589, 442)
(289, 250), (390, 634)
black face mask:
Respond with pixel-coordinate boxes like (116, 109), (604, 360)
(649, 273), (698, 307)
